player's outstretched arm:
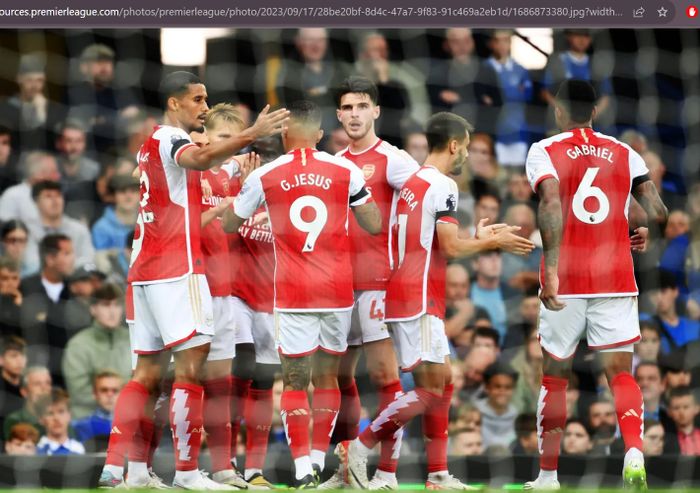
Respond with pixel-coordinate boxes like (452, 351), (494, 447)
(352, 201), (382, 235)
(537, 178), (565, 311)
(178, 106), (289, 171)
(632, 178), (669, 231)
(436, 221), (534, 259)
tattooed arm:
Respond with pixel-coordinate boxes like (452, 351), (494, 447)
(632, 177), (668, 234)
(537, 178), (566, 311)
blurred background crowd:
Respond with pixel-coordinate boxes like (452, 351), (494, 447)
(0, 27), (699, 462)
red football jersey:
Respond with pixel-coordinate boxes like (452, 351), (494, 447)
(233, 148), (371, 311)
(200, 168), (233, 297)
(385, 166), (459, 321)
(128, 125), (205, 284)
(235, 208), (275, 313)
(526, 127), (649, 297)
(339, 140), (419, 290)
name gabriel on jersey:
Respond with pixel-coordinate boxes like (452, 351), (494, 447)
(281, 173), (332, 191)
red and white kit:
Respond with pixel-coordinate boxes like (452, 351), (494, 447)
(230, 205), (278, 364)
(127, 125), (214, 354)
(526, 127), (649, 359)
(201, 167), (236, 361)
(385, 165), (458, 371)
(233, 148), (371, 357)
(339, 140), (419, 345)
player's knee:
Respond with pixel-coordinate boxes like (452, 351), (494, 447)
(368, 365), (398, 387)
(233, 343), (257, 380)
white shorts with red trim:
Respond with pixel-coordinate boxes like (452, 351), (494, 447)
(252, 311), (280, 364)
(391, 314), (450, 372)
(230, 296), (255, 345)
(348, 290), (392, 346)
(538, 296), (640, 360)
(132, 274), (214, 354)
(274, 310), (352, 357)
(209, 296), (236, 361)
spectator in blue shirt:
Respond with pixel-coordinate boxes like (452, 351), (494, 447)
(92, 174), (139, 276)
(36, 387), (85, 455)
(72, 370), (122, 451)
(646, 270), (700, 353)
(541, 29), (612, 120)
(485, 29), (533, 168)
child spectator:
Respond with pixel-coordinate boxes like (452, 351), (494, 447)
(562, 419), (594, 455)
(642, 419), (664, 457)
(448, 428), (483, 456)
(0, 257), (23, 338)
(4, 422), (39, 455)
(511, 413), (538, 455)
(666, 386), (700, 455)
(634, 320), (662, 369)
(450, 402), (481, 433)
(72, 371), (123, 451)
(475, 362), (518, 448)
(0, 336), (27, 434)
(36, 387), (84, 455)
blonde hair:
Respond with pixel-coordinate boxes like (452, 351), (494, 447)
(204, 103), (245, 132)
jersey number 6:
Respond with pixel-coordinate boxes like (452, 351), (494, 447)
(572, 167), (610, 224)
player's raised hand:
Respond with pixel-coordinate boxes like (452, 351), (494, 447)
(630, 226), (648, 253)
(493, 226), (535, 256)
(250, 104), (290, 139)
(238, 151), (261, 184)
(475, 218), (509, 239)
(540, 274), (566, 311)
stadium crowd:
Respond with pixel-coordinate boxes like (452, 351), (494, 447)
(0, 27), (697, 466)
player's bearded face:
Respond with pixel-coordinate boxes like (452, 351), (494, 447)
(178, 83), (209, 133)
(450, 135), (470, 175)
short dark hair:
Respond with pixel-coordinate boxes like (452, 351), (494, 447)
(639, 319), (661, 336)
(425, 112), (474, 153)
(159, 71), (201, 108)
(31, 180), (62, 201)
(335, 76), (379, 107)
(1, 219), (28, 239)
(91, 283), (123, 305)
(0, 124), (11, 138)
(58, 119), (87, 136)
(515, 413), (537, 438)
(39, 233), (71, 262)
(668, 386), (694, 403)
(555, 79), (597, 124)
(657, 269), (679, 291)
(483, 361), (518, 385)
(566, 418), (593, 438)
(474, 183), (502, 205)
(474, 327), (500, 347)
(288, 100), (322, 129)
(634, 361), (661, 379)
(1, 335), (26, 355)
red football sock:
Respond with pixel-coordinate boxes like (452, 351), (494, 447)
(359, 388), (440, 450)
(244, 388), (274, 470)
(129, 416), (154, 463)
(281, 390), (311, 459)
(170, 382), (205, 472)
(610, 372), (644, 451)
(105, 380), (150, 467)
(537, 375), (568, 471)
(377, 380), (404, 473)
(230, 376), (252, 459)
(311, 388), (341, 454)
(204, 377), (233, 473)
(332, 381), (361, 443)
(423, 383), (452, 473)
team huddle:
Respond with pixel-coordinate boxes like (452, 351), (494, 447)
(97, 71), (667, 491)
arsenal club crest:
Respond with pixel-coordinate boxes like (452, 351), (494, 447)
(223, 180), (230, 195)
(362, 164), (375, 180)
